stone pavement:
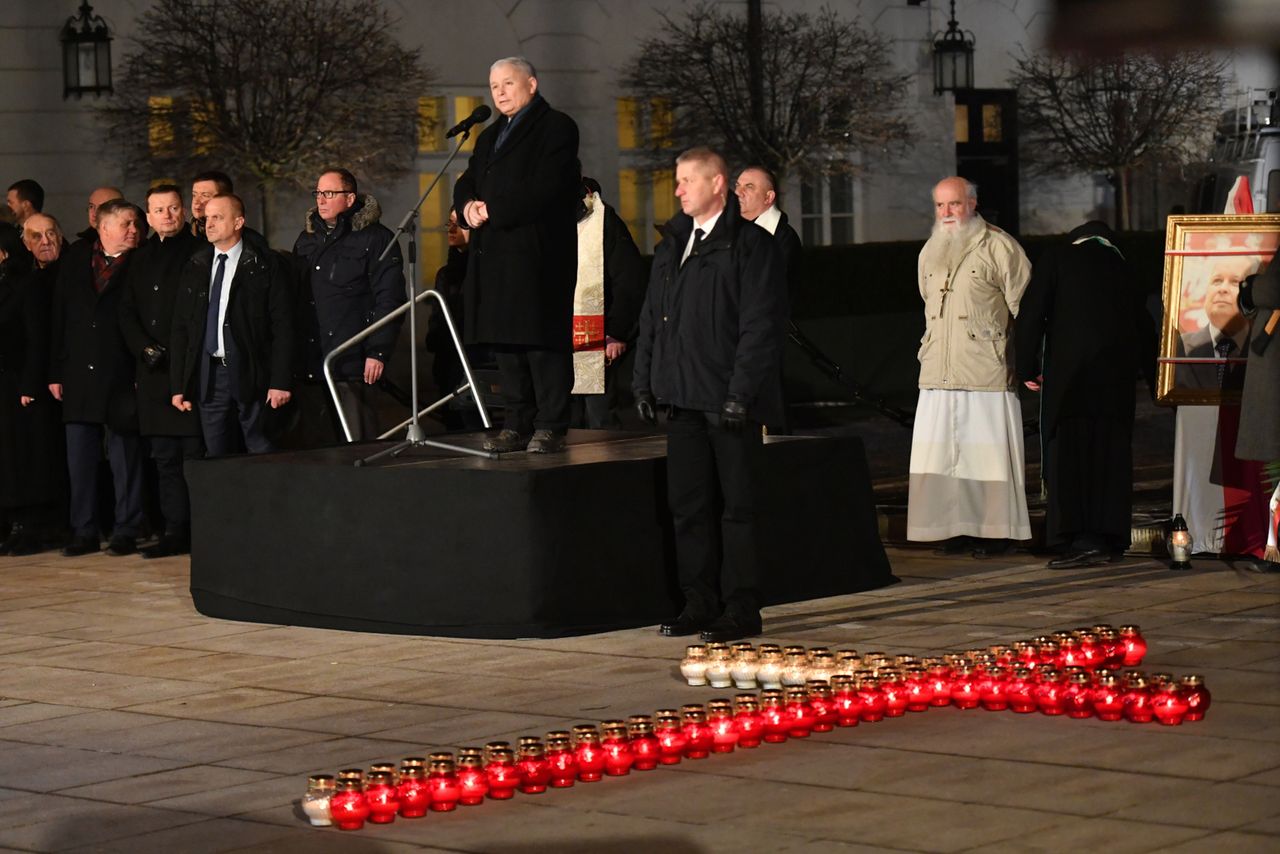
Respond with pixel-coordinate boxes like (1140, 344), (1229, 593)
(0, 546), (1277, 853)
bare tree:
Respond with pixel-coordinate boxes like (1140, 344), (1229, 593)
(619, 2), (913, 184)
(1011, 50), (1229, 229)
(98, 0), (433, 236)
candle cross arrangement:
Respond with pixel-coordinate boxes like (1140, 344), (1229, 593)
(300, 624), (1210, 830)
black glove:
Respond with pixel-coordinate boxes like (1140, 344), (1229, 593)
(141, 343), (167, 369)
(1238, 274), (1257, 317)
(720, 397), (747, 433)
(635, 391), (657, 425)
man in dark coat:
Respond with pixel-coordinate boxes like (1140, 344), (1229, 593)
(48, 199), (145, 556)
(118, 184), (202, 558)
(1236, 265), (1280, 568)
(1015, 221), (1157, 568)
(454, 56), (581, 454)
(633, 147), (787, 643)
(734, 166), (802, 296)
(292, 167), (405, 441)
(170, 194), (294, 456)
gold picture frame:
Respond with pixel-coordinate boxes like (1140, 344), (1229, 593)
(1156, 213), (1280, 405)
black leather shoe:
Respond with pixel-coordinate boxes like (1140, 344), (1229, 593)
(483, 429), (531, 453)
(932, 536), (974, 555)
(105, 536), (137, 557)
(1047, 548), (1110, 569)
(659, 613), (710, 637)
(6, 532), (46, 557)
(61, 536), (101, 557)
(526, 429), (566, 454)
(141, 535), (191, 559)
(699, 613), (763, 643)
(972, 538), (1013, 559)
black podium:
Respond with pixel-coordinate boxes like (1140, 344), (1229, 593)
(187, 431), (895, 638)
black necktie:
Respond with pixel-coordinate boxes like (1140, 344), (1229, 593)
(205, 253), (229, 356)
(1215, 336), (1235, 385)
(684, 228), (705, 267)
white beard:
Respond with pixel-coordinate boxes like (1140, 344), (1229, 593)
(924, 214), (984, 274)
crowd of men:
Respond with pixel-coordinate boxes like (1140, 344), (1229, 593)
(4, 53), (1270, 644)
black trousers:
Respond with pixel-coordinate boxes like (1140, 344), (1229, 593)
(65, 422), (144, 540)
(665, 407), (765, 620)
(147, 435), (204, 535)
(495, 346), (572, 434)
(200, 358), (272, 456)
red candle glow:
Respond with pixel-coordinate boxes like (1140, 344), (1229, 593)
(1180, 675), (1211, 722)
(858, 677), (886, 722)
(396, 766), (430, 818)
(600, 721), (636, 775)
(759, 690), (790, 743)
(1119, 625), (1147, 667)
(902, 668), (930, 712)
(484, 748), (520, 798)
(783, 687), (815, 737)
(732, 694), (765, 747)
(830, 675), (863, 726)
(571, 725), (606, 781)
(707, 700), (740, 752)
(456, 751), (489, 804)
(927, 665), (953, 706)
(363, 772), (399, 824)
(1035, 669), (1065, 716)
(517, 742), (552, 793)
(1123, 677), (1154, 723)
(979, 666), (1009, 711)
(950, 666), (980, 710)
(1151, 684), (1191, 726)
(806, 683), (839, 732)
(878, 673), (908, 718)
(1090, 675), (1125, 721)
(545, 735), (578, 787)
(1006, 668), (1036, 713)
(1063, 672), (1094, 719)
(654, 712), (688, 764)
(626, 716), (662, 769)
(680, 705), (714, 758)
(329, 779), (370, 831)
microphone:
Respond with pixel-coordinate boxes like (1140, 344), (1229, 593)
(446, 105), (492, 139)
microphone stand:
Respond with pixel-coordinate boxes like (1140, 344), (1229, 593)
(355, 128), (495, 466)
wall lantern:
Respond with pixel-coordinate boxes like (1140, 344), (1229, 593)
(933, 0), (975, 95)
(62, 2), (113, 99)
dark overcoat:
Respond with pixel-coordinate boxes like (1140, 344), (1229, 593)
(118, 229), (202, 436)
(453, 94), (581, 348)
(1237, 263), (1280, 461)
(170, 241), (295, 404)
(0, 260), (65, 507)
(49, 240), (138, 430)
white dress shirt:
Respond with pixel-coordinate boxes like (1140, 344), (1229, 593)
(210, 239), (244, 358)
(681, 209), (723, 266)
(753, 204), (782, 236)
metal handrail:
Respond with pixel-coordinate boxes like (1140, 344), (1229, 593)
(321, 289), (492, 442)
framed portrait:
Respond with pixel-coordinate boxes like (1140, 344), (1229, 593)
(1156, 213), (1280, 405)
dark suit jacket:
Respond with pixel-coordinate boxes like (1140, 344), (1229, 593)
(453, 94), (581, 348)
(1176, 325), (1248, 390)
(170, 240), (294, 404)
(49, 240), (138, 429)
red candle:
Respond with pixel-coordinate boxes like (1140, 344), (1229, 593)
(927, 665), (953, 707)
(1151, 684), (1190, 726)
(950, 667), (980, 710)
(1123, 677), (1154, 723)
(1063, 672), (1094, 719)
(1035, 669), (1065, 716)
(830, 676), (863, 726)
(1013, 641), (1039, 672)
(1098, 628), (1124, 670)
(858, 678), (886, 722)
(329, 779), (370, 831)
(363, 772), (399, 824)
(783, 688), (816, 737)
(680, 705), (714, 758)
(1037, 640), (1060, 670)
(1006, 668), (1036, 713)
(1091, 675), (1125, 721)
(878, 674), (908, 718)
(627, 716), (662, 769)
(979, 666), (1009, 711)
(732, 694), (765, 747)
(654, 713), (688, 763)
(1119, 625), (1147, 667)
(426, 754), (461, 811)
(1078, 633), (1104, 671)
(517, 743), (552, 793)
(396, 767), (430, 818)
(902, 669), (931, 713)
(545, 736), (578, 787)
(1180, 675), (1211, 722)
(707, 700), (740, 752)
(806, 683), (839, 732)
(571, 726), (606, 781)
(484, 748), (520, 798)
(759, 691), (790, 743)
(600, 721), (636, 775)
(1058, 637), (1083, 670)
(455, 752), (489, 804)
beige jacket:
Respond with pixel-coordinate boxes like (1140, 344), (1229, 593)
(916, 217), (1031, 391)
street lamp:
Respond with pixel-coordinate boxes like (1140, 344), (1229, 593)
(62, 1), (113, 99)
(933, 0), (975, 95)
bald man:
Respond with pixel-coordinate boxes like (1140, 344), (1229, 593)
(76, 186), (124, 243)
(907, 177), (1032, 557)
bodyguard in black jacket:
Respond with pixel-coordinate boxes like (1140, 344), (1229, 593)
(633, 148), (787, 644)
(118, 185), (202, 558)
(170, 195), (294, 456)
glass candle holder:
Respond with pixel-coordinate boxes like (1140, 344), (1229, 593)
(369, 762), (398, 785)
(600, 721), (635, 776)
(626, 716), (661, 770)
(571, 725), (606, 781)
(1098, 628), (1124, 670)
(835, 650), (860, 677)
(680, 644), (709, 686)
(1151, 683), (1191, 726)
(781, 651), (810, 687)
(1035, 669), (1065, 716)
(1057, 636), (1083, 670)
(979, 666), (1009, 711)
(806, 682), (838, 732)
(482, 742), (511, 765)
(831, 675), (863, 726)
(1007, 668), (1037, 713)
(1037, 640), (1060, 670)
(988, 644), (1014, 668)
(427, 754), (462, 811)
(858, 676), (886, 722)
(705, 699), (739, 752)
(363, 771), (399, 824)
(928, 665), (953, 707)
(1119, 625), (1147, 667)
(1078, 633), (1103, 671)
(329, 778), (370, 831)
(732, 694), (765, 747)
(654, 712), (687, 764)
(302, 774), (335, 827)
(759, 690), (790, 743)
(783, 687), (815, 737)
(756, 649), (784, 690)
(396, 766), (430, 818)
(516, 741), (552, 793)
(336, 768), (365, 787)
(456, 751), (489, 804)
(1012, 641), (1039, 672)
(879, 671), (908, 717)
(950, 666), (980, 710)
(1122, 677), (1153, 723)
(545, 735), (578, 787)
(705, 647), (733, 689)
(1063, 671), (1094, 719)
(807, 651), (836, 684)
(1091, 674), (1125, 721)
(1180, 675), (1211, 722)
(680, 704), (714, 758)
(485, 747), (520, 798)
(730, 648), (759, 690)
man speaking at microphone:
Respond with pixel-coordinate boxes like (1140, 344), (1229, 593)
(454, 56), (582, 453)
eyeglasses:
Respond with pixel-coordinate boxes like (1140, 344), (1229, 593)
(312, 189), (352, 200)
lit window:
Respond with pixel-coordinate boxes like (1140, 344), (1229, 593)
(453, 96), (485, 152)
(617, 97), (640, 150)
(800, 172), (855, 246)
(418, 172), (453, 278)
(418, 97), (445, 153)
(955, 105), (970, 143)
(148, 96), (174, 156)
(982, 104), (1002, 142)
